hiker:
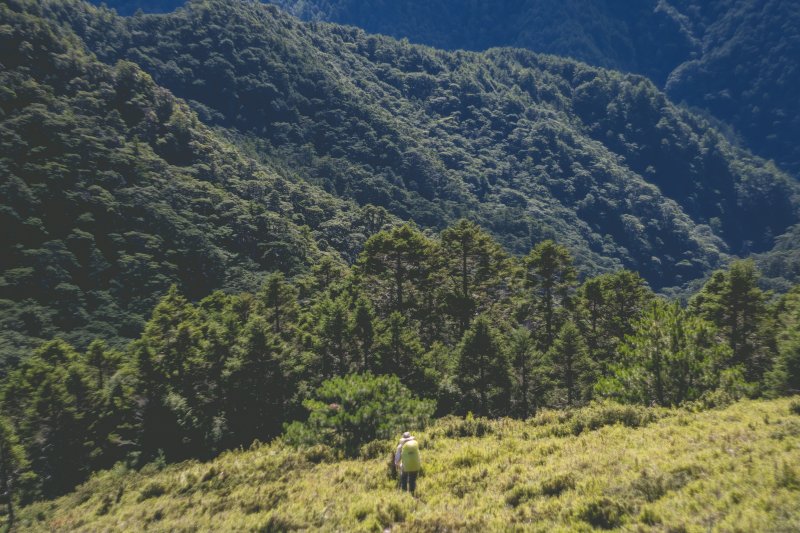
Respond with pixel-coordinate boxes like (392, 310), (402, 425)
(394, 431), (421, 494)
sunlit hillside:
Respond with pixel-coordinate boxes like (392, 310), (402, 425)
(16, 398), (800, 532)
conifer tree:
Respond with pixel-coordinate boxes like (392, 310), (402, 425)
(455, 316), (511, 417)
(523, 240), (577, 351)
(508, 327), (549, 418)
(547, 321), (591, 407)
(0, 416), (30, 528)
(690, 260), (771, 380)
(350, 297), (375, 372)
(440, 219), (508, 334)
(359, 224), (435, 316)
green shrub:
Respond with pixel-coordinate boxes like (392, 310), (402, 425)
(568, 401), (662, 435)
(789, 400), (800, 416)
(137, 481), (166, 502)
(429, 414), (494, 439)
(505, 484), (538, 507)
(540, 473), (576, 496)
(283, 373), (435, 457)
(578, 497), (627, 529)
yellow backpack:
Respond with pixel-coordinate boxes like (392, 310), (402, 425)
(401, 439), (421, 472)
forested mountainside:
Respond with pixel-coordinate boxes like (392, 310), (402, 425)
(45, 1), (800, 286)
(90, 1), (800, 179)
(270, 0), (800, 180)
(0, 0), (390, 368)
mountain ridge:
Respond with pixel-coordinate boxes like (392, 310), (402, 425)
(49, 0), (800, 286)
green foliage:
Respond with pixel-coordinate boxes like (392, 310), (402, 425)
(546, 321), (591, 407)
(283, 373), (434, 457)
(0, 416), (32, 528)
(576, 270), (654, 376)
(2, 0), (800, 507)
(455, 316), (511, 417)
(47, 0), (800, 296)
(522, 240), (577, 351)
(766, 286), (800, 397)
(0, 0), (391, 366)
(598, 300), (733, 407)
(271, 0), (800, 178)
(14, 399), (800, 531)
(691, 260), (772, 381)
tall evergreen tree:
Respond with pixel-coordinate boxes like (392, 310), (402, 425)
(599, 300), (731, 406)
(314, 296), (352, 378)
(690, 260), (772, 381)
(440, 219), (508, 334)
(547, 321), (591, 407)
(0, 417), (30, 528)
(766, 286), (800, 396)
(358, 224), (435, 317)
(455, 316), (512, 417)
(223, 316), (288, 446)
(576, 270), (653, 375)
(508, 327), (548, 418)
(374, 312), (425, 385)
(350, 297), (375, 373)
(260, 272), (300, 338)
(523, 241), (577, 351)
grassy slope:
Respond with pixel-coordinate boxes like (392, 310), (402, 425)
(17, 398), (800, 531)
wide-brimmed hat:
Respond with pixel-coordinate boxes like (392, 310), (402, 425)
(402, 431), (411, 438)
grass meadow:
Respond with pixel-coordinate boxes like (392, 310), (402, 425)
(16, 399), (800, 532)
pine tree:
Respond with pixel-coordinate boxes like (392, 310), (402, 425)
(259, 272), (300, 337)
(0, 417), (31, 528)
(599, 301), (731, 406)
(455, 316), (511, 417)
(358, 223), (435, 316)
(576, 270), (653, 375)
(315, 296), (352, 377)
(374, 312), (425, 384)
(690, 260), (771, 381)
(350, 297), (375, 372)
(547, 321), (591, 407)
(508, 327), (549, 418)
(523, 240), (577, 351)
(440, 219), (508, 334)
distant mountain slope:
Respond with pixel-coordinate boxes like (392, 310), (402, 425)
(0, 0), (384, 365)
(87, 0), (183, 14)
(271, 0), (694, 85)
(16, 398), (800, 531)
(53, 0), (799, 291)
(267, 0), (800, 178)
(89, 1), (800, 177)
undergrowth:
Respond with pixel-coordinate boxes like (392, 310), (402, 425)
(13, 398), (800, 532)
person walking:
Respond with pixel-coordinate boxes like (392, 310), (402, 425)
(394, 431), (421, 495)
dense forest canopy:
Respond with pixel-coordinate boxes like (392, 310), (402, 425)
(2, 213), (799, 503)
(271, 0), (800, 180)
(0, 0), (394, 367)
(3, 0), (800, 370)
(94, 0), (800, 179)
(47, 1), (800, 284)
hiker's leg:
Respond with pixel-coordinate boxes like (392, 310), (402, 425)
(400, 472), (408, 491)
(409, 472), (417, 494)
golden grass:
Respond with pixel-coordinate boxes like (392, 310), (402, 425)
(16, 399), (800, 532)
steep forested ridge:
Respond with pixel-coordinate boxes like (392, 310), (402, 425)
(268, 0), (800, 180)
(0, 0), (389, 366)
(48, 1), (800, 286)
(91, 0), (800, 178)
(3, 0), (800, 367)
